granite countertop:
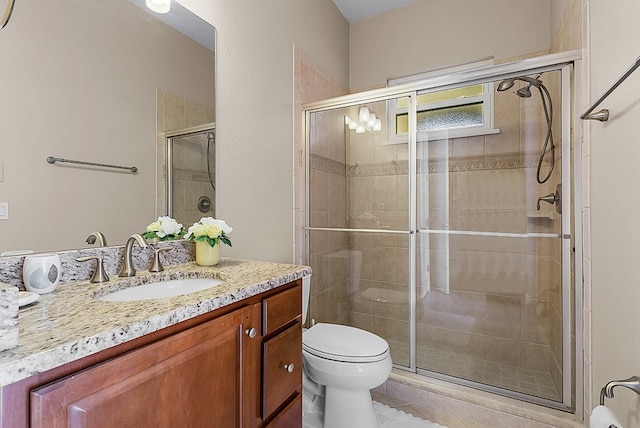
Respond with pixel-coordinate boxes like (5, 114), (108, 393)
(0, 257), (311, 387)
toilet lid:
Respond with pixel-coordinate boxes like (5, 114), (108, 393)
(303, 323), (389, 363)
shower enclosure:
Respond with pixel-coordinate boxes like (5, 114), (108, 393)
(304, 52), (581, 410)
(166, 124), (216, 228)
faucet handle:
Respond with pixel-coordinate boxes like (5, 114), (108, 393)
(149, 247), (172, 273)
(536, 193), (558, 210)
(76, 256), (110, 283)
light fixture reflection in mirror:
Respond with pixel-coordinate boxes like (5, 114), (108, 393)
(0, 0), (15, 29)
(146, 0), (170, 14)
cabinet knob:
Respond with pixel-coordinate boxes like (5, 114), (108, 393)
(245, 328), (257, 339)
(283, 363), (295, 373)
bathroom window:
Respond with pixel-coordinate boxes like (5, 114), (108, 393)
(388, 61), (499, 142)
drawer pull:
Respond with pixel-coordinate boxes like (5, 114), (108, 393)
(284, 363), (295, 373)
(245, 328), (257, 339)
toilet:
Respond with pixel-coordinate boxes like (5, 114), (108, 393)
(301, 275), (392, 428)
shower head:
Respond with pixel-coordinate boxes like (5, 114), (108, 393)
(516, 84), (532, 98)
(496, 78), (516, 92)
(496, 75), (543, 94)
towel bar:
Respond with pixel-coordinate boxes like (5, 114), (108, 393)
(46, 156), (138, 173)
(600, 375), (640, 405)
(581, 56), (640, 122)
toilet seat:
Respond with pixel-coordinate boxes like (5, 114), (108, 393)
(303, 323), (389, 363)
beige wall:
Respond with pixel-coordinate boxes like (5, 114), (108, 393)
(181, 0), (349, 263)
(349, 0), (552, 91)
(0, 0), (214, 253)
(587, 0), (640, 425)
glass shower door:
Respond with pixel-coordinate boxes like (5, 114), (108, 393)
(306, 98), (413, 367)
(305, 57), (576, 410)
(415, 70), (567, 403)
(166, 125), (216, 228)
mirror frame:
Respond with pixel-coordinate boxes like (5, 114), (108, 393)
(0, 0), (14, 29)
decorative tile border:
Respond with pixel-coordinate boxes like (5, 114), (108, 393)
(173, 167), (211, 183)
(311, 152), (552, 177)
(310, 154), (345, 175)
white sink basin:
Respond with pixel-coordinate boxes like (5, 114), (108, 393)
(98, 278), (224, 302)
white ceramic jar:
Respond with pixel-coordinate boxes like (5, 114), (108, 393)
(22, 253), (62, 294)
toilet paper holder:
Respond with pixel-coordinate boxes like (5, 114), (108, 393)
(600, 375), (640, 405)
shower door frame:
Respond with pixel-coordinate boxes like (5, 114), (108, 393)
(165, 122), (216, 218)
(303, 50), (582, 413)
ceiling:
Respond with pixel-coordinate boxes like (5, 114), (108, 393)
(331, 0), (422, 23)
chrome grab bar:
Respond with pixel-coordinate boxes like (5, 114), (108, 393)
(47, 156), (138, 173)
(581, 56), (640, 122)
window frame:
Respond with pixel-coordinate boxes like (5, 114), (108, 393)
(387, 60), (500, 143)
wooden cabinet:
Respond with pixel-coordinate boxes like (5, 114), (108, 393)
(261, 285), (302, 425)
(31, 303), (261, 428)
(0, 280), (302, 428)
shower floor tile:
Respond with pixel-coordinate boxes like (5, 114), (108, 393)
(416, 347), (560, 401)
(384, 340), (560, 401)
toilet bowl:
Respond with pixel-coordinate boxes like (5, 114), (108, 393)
(301, 322), (392, 428)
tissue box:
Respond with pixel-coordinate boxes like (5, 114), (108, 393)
(0, 282), (19, 351)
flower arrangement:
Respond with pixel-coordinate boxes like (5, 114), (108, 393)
(184, 217), (233, 248)
(141, 216), (185, 241)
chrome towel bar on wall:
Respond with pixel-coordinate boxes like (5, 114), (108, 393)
(46, 156), (138, 173)
(581, 56), (640, 122)
(600, 375), (640, 405)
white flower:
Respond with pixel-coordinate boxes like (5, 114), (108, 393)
(157, 216), (183, 238)
(142, 216), (185, 241)
(184, 217), (233, 247)
(199, 217), (233, 235)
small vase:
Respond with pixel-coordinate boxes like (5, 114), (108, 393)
(195, 241), (219, 266)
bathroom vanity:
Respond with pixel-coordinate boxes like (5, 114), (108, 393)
(0, 258), (308, 427)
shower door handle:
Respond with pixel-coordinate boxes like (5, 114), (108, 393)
(536, 183), (562, 214)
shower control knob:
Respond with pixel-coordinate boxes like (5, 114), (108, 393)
(284, 363), (295, 373)
(536, 183), (562, 214)
(197, 196), (212, 213)
(245, 328), (257, 339)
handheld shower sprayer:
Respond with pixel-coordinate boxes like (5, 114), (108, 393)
(496, 73), (554, 184)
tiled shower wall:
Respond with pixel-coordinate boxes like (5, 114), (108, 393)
(155, 89), (215, 225)
(293, 46), (349, 323)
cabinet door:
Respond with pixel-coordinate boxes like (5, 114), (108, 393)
(31, 304), (261, 428)
(263, 394), (301, 428)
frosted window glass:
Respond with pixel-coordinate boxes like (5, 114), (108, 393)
(417, 103), (483, 132)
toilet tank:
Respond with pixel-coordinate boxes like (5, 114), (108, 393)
(302, 274), (311, 324)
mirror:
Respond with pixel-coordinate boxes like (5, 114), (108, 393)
(0, 0), (14, 29)
(0, 0), (215, 255)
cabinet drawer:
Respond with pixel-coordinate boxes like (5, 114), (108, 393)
(263, 322), (302, 418)
(262, 284), (301, 336)
(263, 394), (302, 428)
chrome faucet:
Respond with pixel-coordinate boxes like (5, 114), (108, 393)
(86, 231), (108, 247)
(118, 234), (148, 277)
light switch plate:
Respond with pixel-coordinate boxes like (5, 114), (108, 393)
(0, 202), (8, 220)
